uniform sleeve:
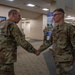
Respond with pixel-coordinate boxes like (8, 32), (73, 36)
(69, 25), (75, 59)
(11, 24), (36, 53)
(39, 35), (52, 52)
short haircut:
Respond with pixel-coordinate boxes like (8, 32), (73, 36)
(53, 8), (65, 14)
(8, 9), (18, 16)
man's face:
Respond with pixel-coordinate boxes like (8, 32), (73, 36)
(13, 12), (21, 23)
(53, 11), (63, 23)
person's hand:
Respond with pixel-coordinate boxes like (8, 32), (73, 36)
(35, 50), (40, 56)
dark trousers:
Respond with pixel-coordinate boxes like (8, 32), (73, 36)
(0, 63), (15, 75)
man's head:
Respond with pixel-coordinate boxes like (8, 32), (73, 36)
(8, 9), (21, 23)
(53, 8), (65, 23)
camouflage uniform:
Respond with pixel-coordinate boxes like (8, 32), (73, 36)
(56, 62), (73, 75)
(43, 27), (49, 42)
(39, 22), (75, 75)
(43, 27), (54, 55)
(0, 20), (36, 75)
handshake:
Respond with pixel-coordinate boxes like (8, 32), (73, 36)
(35, 50), (41, 56)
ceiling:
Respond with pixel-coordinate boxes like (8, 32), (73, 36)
(0, 0), (55, 14)
(0, 0), (75, 24)
(0, 0), (75, 16)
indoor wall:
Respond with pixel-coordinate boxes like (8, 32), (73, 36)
(0, 5), (47, 40)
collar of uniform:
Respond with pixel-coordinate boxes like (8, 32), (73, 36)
(7, 19), (15, 24)
(57, 22), (66, 31)
(58, 22), (66, 26)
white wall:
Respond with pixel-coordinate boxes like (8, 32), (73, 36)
(0, 5), (48, 40)
(20, 9), (42, 19)
(43, 15), (47, 30)
(0, 5), (16, 18)
(21, 15), (47, 40)
(22, 20), (30, 38)
(30, 16), (43, 40)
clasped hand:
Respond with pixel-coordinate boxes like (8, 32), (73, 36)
(35, 50), (40, 56)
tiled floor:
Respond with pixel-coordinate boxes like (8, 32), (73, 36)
(14, 40), (50, 75)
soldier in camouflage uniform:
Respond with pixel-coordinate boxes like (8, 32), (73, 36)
(43, 26), (49, 42)
(38, 8), (75, 75)
(0, 9), (37, 75)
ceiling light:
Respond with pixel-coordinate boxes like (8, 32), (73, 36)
(42, 8), (49, 11)
(67, 15), (72, 18)
(22, 18), (26, 20)
(27, 4), (35, 7)
(8, 0), (14, 1)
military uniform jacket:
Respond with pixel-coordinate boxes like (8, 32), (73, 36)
(0, 20), (36, 64)
(39, 22), (75, 62)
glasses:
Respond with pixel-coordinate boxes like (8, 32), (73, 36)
(53, 13), (61, 17)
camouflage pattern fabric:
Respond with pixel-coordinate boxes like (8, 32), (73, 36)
(39, 22), (75, 62)
(0, 20), (36, 68)
(43, 27), (49, 42)
(56, 62), (73, 75)
(0, 63), (15, 75)
(43, 25), (54, 42)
